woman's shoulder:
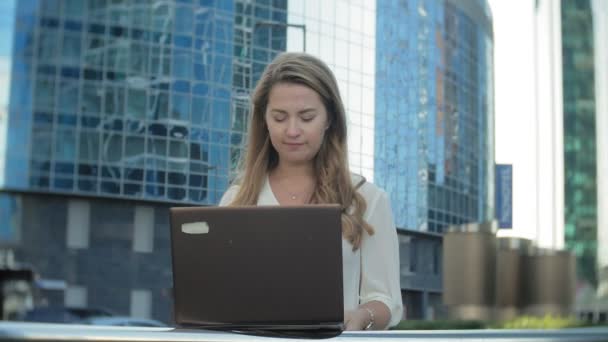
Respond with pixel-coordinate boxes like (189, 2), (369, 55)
(350, 173), (387, 202)
(219, 184), (240, 206)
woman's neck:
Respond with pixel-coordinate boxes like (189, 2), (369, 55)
(272, 161), (315, 180)
(269, 162), (316, 204)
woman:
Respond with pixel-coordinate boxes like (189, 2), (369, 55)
(220, 52), (403, 330)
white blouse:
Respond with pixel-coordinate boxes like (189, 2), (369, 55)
(219, 175), (404, 328)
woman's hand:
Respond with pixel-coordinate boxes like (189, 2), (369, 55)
(344, 308), (372, 331)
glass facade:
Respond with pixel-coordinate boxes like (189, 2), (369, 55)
(561, 0), (598, 287)
(1, 0), (286, 205)
(375, 0), (494, 232)
(286, 0), (377, 180)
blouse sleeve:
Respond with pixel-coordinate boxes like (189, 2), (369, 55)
(359, 189), (404, 328)
(218, 185), (239, 206)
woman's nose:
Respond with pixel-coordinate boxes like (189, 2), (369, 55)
(285, 119), (301, 137)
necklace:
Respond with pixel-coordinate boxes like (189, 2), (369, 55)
(270, 174), (315, 203)
(286, 189), (311, 201)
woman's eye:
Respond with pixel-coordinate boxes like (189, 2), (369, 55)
(301, 116), (315, 122)
(273, 116), (286, 122)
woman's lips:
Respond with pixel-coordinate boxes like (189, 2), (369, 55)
(284, 142), (304, 149)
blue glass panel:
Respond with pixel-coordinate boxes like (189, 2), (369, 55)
(54, 162), (75, 175)
(78, 164), (99, 178)
(189, 174), (204, 187)
(37, 65), (56, 75)
(13, 30), (35, 59)
(172, 50), (192, 79)
(211, 85), (229, 100)
(174, 35), (193, 48)
(0, 194), (20, 243)
(61, 67), (80, 78)
(230, 133), (242, 146)
(88, 23), (106, 34)
(101, 181), (120, 194)
(174, 6), (194, 33)
(212, 56), (231, 83)
(145, 184), (165, 197)
(124, 183), (142, 195)
(64, 20), (82, 31)
(171, 93), (190, 121)
(272, 10), (287, 22)
(192, 82), (209, 96)
(150, 81), (170, 90)
(125, 168), (143, 181)
(34, 112), (53, 124)
(55, 130), (77, 160)
(83, 68), (103, 81)
(103, 118), (123, 131)
(81, 116), (101, 128)
(58, 114), (77, 126)
(168, 187), (187, 200)
(40, 17), (59, 28)
(130, 28), (146, 41)
(148, 123), (168, 136)
(210, 131), (228, 144)
(214, 40), (231, 55)
(168, 172), (187, 185)
(145, 170), (166, 184)
(193, 63), (208, 81)
(211, 100), (229, 130)
(216, 0), (233, 11)
(53, 178), (74, 190)
(30, 174), (50, 188)
(31, 126), (53, 159)
(172, 80), (191, 93)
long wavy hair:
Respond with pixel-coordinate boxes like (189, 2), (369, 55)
(229, 52), (374, 250)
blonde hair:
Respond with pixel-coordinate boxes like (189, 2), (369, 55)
(230, 52), (374, 250)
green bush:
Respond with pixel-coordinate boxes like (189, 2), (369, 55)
(392, 315), (594, 330)
(491, 315), (587, 329)
(392, 319), (486, 330)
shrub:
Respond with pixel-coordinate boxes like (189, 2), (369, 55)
(492, 315), (587, 329)
(392, 319), (486, 330)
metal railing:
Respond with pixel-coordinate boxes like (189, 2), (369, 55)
(1, 322), (607, 342)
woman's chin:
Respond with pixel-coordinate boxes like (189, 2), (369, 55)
(278, 155), (315, 166)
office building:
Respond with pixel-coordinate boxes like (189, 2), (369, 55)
(375, 0), (494, 319)
(375, 0), (495, 233)
(532, 0), (607, 314)
(593, 0), (608, 301)
(0, 0), (288, 322)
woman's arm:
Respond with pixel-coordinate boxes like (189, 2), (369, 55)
(218, 185), (239, 206)
(356, 189), (404, 329)
(345, 300), (391, 330)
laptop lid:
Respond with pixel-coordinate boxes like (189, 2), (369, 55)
(169, 205), (344, 333)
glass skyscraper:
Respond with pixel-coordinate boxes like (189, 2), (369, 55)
(2, 0), (289, 206)
(0, 0), (289, 321)
(375, 0), (494, 232)
(561, 0), (598, 289)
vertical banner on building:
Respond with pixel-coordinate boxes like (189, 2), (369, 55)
(495, 164), (513, 228)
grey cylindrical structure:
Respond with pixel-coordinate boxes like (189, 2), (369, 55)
(443, 221), (497, 320)
(494, 237), (532, 320)
(522, 248), (576, 316)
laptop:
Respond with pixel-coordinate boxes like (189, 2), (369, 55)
(169, 205), (344, 335)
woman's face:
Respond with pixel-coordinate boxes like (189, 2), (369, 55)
(265, 83), (329, 168)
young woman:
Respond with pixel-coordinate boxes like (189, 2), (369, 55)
(220, 52), (403, 330)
